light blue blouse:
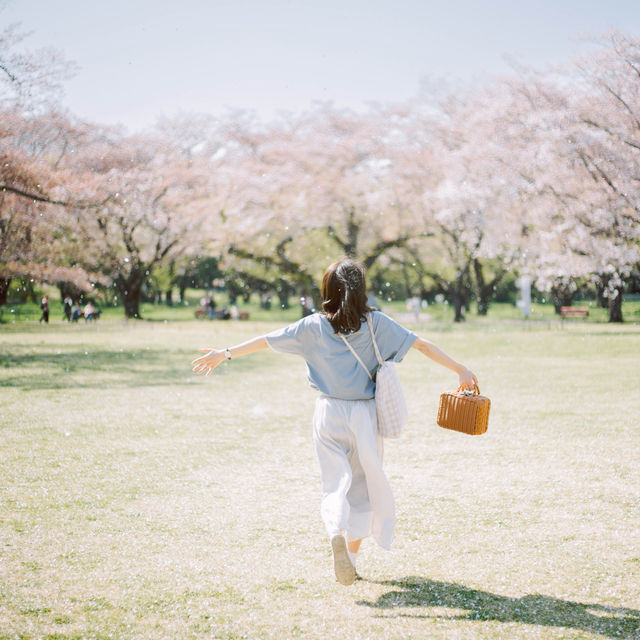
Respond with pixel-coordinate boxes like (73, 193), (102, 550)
(265, 311), (417, 400)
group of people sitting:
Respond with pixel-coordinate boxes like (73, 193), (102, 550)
(197, 294), (248, 320)
(62, 297), (100, 322)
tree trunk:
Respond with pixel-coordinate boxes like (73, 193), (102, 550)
(115, 270), (145, 319)
(165, 289), (173, 306)
(122, 289), (142, 318)
(452, 301), (462, 322)
(345, 207), (358, 258)
(473, 259), (490, 316)
(402, 264), (412, 299)
(277, 290), (290, 309)
(0, 277), (11, 306)
(608, 286), (624, 323)
(452, 272), (466, 323)
(451, 266), (473, 322)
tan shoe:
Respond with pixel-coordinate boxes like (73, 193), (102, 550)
(331, 535), (356, 586)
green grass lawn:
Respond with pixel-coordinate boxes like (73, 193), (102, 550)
(4, 288), (640, 326)
(0, 289), (304, 325)
(1, 315), (639, 639)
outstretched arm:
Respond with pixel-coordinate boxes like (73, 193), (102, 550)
(191, 336), (269, 377)
(411, 336), (478, 391)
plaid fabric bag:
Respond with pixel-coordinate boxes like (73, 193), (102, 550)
(340, 313), (408, 438)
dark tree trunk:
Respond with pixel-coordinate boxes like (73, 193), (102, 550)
(451, 264), (474, 323)
(166, 260), (175, 306)
(473, 259), (508, 316)
(453, 294), (465, 322)
(402, 264), (411, 299)
(122, 289), (142, 318)
(277, 290), (290, 309)
(452, 270), (468, 322)
(473, 259), (489, 316)
(608, 286), (624, 323)
(225, 278), (241, 305)
(0, 277), (11, 306)
(115, 270), (145, 319)
(344, 207), (358, 258)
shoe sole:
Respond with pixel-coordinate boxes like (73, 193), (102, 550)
(331, 535), (356, 586)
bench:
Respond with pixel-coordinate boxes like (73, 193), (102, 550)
(560, 306), (589, 319)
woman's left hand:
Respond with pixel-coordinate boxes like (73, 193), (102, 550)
(191, 349), (225, 376)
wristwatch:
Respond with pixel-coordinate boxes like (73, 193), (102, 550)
(224, 348), (232, 360)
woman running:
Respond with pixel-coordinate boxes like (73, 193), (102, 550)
(192, 259), (478, 586)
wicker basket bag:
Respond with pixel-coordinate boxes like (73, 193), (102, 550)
(437, 385), (490, 435)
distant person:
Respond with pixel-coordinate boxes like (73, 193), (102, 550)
(407, 296), (421, 322)
(71, 301), (82, 322)
(366, 291), (378, 309)
(192, 259), (478, 587)
(39, 295), (49, 324)
(84, 301), (96, 322)
(208, 294), (217, 320)
(62, 296), (72, 321)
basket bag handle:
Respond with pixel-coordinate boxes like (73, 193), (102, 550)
(458, 384), (481, 395)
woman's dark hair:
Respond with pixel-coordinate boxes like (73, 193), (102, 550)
(321, 259), (372, 334)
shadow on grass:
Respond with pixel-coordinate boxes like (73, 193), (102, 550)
(0, 347), (194, 390)
(358, 577), (639, 639)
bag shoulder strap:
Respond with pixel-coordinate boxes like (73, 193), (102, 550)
(365, 312), (384, 366)
(339, 333), (373, 381)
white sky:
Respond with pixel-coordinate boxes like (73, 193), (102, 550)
(3, 0), (640, 131)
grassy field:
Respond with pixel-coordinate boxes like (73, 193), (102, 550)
(4, 288), (640, 326)
(1, 313), (639, 639)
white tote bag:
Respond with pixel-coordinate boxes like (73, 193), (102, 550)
(340, 313), (408, 438)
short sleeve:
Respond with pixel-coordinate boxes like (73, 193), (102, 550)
(264, 316), (315, 356)
(372, 311), (417, 363)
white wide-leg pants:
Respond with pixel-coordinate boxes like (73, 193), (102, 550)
(312, 395), (395, 549)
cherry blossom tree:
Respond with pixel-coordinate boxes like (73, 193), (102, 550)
(0, 109), (102, 306)
(500, 34), (640, 322)
(569, 32), (640, 321)
(0, 7), (87, 307)
(64, 126), (209, 318)
(385, 87), (526, 320)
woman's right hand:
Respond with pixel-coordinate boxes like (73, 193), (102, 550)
(458, 367), (479, 391)
(191, 349), (226, 376)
